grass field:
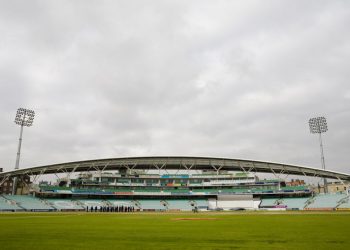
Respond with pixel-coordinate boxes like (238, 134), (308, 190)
(0, 211), (349, 250)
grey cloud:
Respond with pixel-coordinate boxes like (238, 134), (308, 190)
(0, 0), (349, 177)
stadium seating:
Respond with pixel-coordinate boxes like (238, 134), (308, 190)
(259, 198), (279, 207)
(337, 195), (350, 209)
(260, 197), (310, 209)
(78, 199), (105, 208)
(166, 200), (192, 210)
(107, 200), (134, 207)
(191, 199), (209, 207)
(138, 200), (166, 210)
(4, 195), (55, 211)
(307, 194), (347, 209)
(46, 199), (84, 210)
(99, 199), (208, 211)
(125, 199), (209, 211)
(281, 197), (310, 210)
(0, 196), (23, 211)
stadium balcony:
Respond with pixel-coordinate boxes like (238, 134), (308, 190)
(191, 189), (218, 194)
(3, 195), (55, 211)
(280, 186), (310, 192)
(220, 188), (251, 194)
(37, 184), (313, 200)
(40, 186), (71, 192)
(133, 188), (167, 193)
(167, 189), (190, 194)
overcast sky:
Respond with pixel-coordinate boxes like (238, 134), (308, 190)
(0, 0), (349, 174)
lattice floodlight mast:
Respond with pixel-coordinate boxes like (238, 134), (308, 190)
(309, 117), (328, 134)
(309, 116), (328, 193)
(15, 108), (35, 127)
(12, 108), (35, 195)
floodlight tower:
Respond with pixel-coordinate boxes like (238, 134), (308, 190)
(12, 108), (35, 195)
(308, 116), (328, 193)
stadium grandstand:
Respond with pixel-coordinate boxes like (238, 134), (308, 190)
(0, 156), (349, 212)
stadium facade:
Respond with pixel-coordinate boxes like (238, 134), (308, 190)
(0, 156), (349, 212)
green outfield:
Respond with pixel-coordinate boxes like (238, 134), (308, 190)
(0, 212), (349, 250)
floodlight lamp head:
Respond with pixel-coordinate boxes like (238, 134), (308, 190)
(14, 108), (35, 127)
(309, 116), (328, 134)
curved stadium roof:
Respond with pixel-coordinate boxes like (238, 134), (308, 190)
(0, 156), (349, 181)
